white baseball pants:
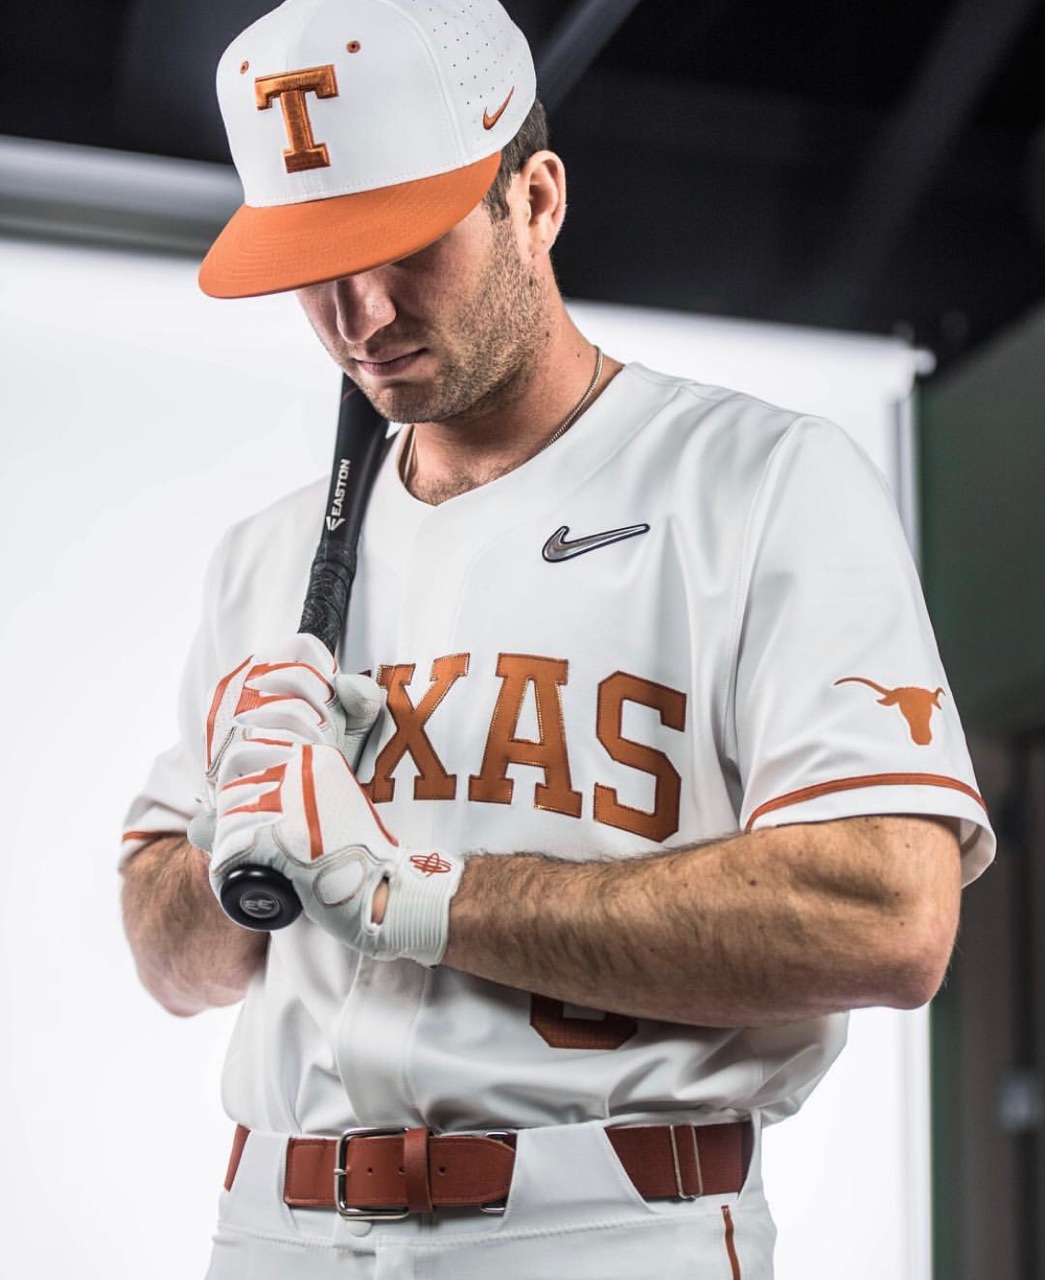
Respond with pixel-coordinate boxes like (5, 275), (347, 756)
(205, 1118), (776, 1278)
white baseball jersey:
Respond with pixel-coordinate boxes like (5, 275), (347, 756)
(122, 362), (994, 1140)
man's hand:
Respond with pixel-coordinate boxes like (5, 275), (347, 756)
(211, 738), (464, 965)
(188, 635), (383, 853)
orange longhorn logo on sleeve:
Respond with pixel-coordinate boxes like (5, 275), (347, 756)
(834, 677), (945, 745)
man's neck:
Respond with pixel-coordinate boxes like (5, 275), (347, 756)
(403, 326), (622, 506)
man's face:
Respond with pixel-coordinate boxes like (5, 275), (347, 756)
(296, 194), (546, 426)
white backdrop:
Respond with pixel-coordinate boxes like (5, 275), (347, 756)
(0, 237), (929, 1279)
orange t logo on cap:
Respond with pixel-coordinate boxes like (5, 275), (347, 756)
(255, 64), (339, 174)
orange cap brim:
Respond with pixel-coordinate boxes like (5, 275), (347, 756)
(199, 151), (501, 299)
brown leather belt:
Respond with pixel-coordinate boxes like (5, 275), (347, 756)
(227, 1121), (750, 1219)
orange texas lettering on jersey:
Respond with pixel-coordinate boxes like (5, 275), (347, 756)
(364, 653), (688, 844)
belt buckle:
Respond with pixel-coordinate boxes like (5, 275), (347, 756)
(334, 1126), (410, 1220)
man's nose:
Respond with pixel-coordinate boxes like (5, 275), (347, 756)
(332, 273), (396, 344)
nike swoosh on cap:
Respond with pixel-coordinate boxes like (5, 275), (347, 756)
(483, 87), (515, 130)
(542, 524), (650, 563)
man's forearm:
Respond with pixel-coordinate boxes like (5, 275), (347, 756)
(441, 815), (961, 1027)
(121, 835), (267, 1016)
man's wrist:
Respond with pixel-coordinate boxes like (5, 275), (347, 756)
(370, 879), (389, 925)
(366, 849), (466, 966)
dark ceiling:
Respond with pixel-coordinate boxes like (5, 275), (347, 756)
(3, 0), (1045, 371)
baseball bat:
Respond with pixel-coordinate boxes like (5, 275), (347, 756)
(218, 375), (391, 930)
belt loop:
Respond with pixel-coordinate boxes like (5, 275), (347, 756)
(690, 1126), (705, 1198)
(669, 1124), (706, 1199)
(668, 1125), (695, 1200)
(403, 1127), (434, 1214)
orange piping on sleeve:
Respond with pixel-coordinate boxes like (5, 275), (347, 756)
(745, 772), (987, 832)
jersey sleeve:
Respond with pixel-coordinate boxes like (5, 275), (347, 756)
(118, 530), (233, 866)
(729, 416), (994, 884)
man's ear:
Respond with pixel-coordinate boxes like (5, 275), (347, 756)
(512, 150), (567, 256)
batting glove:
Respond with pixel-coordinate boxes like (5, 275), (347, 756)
(188, 634), (383, 854)
(210, 738), (464, 965)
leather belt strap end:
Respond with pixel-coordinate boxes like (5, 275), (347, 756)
(224, 1123), (250, 1193)
(403, 1127), (434, 1214)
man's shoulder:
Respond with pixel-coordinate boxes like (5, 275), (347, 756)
(221, 475), (329, 557)
(615, 363), (879, 525)
(624, 361), (806, 431)
(620, 361), (831, 476)
(204, 475), (331, 611)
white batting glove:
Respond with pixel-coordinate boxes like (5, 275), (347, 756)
(211, 738), (464, 965)
(188, 634), (383, 854)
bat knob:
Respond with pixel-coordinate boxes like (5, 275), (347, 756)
(220, 866), (302, 931)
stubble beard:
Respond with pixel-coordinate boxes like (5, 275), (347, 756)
(347, 218), (547, 427)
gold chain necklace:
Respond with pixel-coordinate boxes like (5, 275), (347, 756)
(535, 345), (604, 455)
(400, 345), (604, 485)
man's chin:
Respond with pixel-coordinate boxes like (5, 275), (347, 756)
(353, 384), (445, 427)
(338, 355), (501, 426)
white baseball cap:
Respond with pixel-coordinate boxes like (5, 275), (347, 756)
(199, 0), (537, 299)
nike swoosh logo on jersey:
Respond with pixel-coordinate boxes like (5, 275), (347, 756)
(542, 523), (650, 562)
(483, 87), (515, 130)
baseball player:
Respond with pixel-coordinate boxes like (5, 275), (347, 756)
(119, 1), (994, 1276)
